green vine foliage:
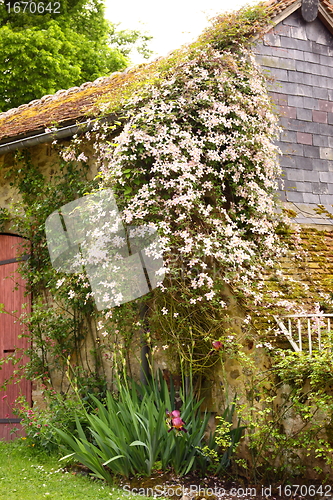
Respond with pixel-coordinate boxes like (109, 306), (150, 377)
(4, 149), (110, 391)
(233, 349), (333, 482)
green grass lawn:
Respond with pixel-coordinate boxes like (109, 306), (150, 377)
(0, 440), (144, 500)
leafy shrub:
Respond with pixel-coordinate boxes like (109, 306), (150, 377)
(56, 372), (244, 480)
(14, 391), (89, 453)
(13, 370), (107, 453)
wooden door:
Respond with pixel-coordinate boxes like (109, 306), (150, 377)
(0, 234), (31, 440)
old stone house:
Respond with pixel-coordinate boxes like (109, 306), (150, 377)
(0, 0), (332, 474)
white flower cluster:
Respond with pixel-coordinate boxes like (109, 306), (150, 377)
(95, 46), (283, 305)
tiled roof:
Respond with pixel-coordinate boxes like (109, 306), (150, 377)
(0, 0), (333, 145)
(265, 0), (333, 20)
(0, 63), (158, 144)
(265, 0), (300, 17)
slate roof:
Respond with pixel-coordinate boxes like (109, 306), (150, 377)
(1, 0), (333, 146)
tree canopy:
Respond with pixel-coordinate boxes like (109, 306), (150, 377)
(0, 0), (152, 112)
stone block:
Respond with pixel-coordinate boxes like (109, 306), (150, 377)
(312, 182), (328, 194)
(312, 74), (327, 87)
(269, 67), (290, 81)
(254, 43), (274, 57)
(328, 113), (333, 125)
(318, 123), (333, 136)
(318, 100), (333, 112)
(313, 135), (329, 147)
(305, 20), (328, 42)
(259, 55), (296, 70)
(280, 130), (297, 143)
(296, 60), (320, 75)
(327, 78), (333, 90)
(284, 118), (304, 132)
(296, 181), (312, 192)
(285, 179), (297, 190)
(302, 192), (320, 203)
(295, 84), (313, 97)
(281, 36), (310, 52)
(319, 194), (333, 204)
(303, 96), (319, 109)
(303, 121), (320, 134)
(304, 171), (320, 182)
(286, 190), (304, 202)
(283, 48), (304, 60)
(319, 172), (333, 183)
(320, 65), (333, 78)
(283, 12), (302, 26)
(280, 142), (309, 156)
(288, 70), (313, 85)
(297, 132), (313, 145)
(278, 190), (287, 201)
(288, 95), (304, 108)
(280, 154), (296, 168)
(312, 42), (329, 55)
(263, 32), (281, 47)
(304, 145), (320, 158)
(273, 92), (289, 105)
(279, 116), (292, 128)
(290, 26), (308, 40)
(320, 54), (333, 66)
(305, 51), (321, 63)
(276, 24), (291, 37)
(280, 142), (304, 156)
(295, 156), (314, 170)
(313, 110), (328, 123)
(286, 168), (305, 181)
(320, 148), (333, 160)
(273, 81), (300, 95)
(266, 80), (283, 93)
(296, 108), (312, 121)
(279, 105), (297, 118)
(312, 159), (330, 171)
(312, 86), (329, 99)
(328, 183), (333, 194)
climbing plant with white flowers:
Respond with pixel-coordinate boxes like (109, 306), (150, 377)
(84, 42), (286, 369)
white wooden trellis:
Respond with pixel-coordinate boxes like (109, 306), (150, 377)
(274, 314), (333, 354)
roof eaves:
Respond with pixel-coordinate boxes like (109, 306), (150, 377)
(265, 0), (301, 27)
(318, 0), (333, 31)
(264, 0), (333, 32)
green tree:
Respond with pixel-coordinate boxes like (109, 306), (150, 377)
(0, 0), (152, 111)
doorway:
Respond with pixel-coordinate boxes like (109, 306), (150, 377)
(0, 234), (31, 440)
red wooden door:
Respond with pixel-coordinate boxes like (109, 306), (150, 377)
(0, 234), (31, 440)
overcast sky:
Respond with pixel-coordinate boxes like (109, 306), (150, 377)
(104, 0), (257, 65)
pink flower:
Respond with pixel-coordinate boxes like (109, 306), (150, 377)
(212, 340), (223, 350)
(166, 409), (187, 433)
(170, 416), (187, 433)
(209, 340), (223, 355)
(2, 395), (7, 400)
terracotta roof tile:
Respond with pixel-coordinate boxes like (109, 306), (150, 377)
(264, 0), (299, 17)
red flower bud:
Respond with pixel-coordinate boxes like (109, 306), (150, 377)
(212, 341), (223, 350)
